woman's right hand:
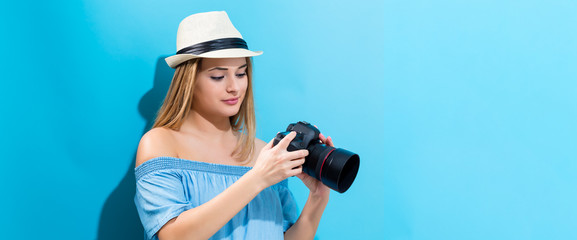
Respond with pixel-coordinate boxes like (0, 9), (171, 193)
(250, 131), (309, 188)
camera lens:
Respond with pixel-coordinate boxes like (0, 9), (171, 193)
(308, 145), (360, 193)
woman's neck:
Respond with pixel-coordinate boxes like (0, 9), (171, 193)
(179, 109), (235, 140)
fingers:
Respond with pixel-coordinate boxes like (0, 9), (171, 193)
(275, 131), (296, 151)
(325, 136), (334, 147)
(319, 132), (334, 147)
(290, 163), (304, 176)
(314, 125), (335, 147)
(286, 149), (308, 160)
(290, 155), (306, 165)
(264, 138), (275, 150)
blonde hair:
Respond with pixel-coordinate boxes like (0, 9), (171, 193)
(152, 58), (256, 162)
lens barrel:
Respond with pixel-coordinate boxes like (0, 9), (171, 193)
(308, 144), (360, 193)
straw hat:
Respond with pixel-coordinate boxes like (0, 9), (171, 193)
(165, 11), (263, 68)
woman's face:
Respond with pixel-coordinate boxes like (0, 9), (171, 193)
(193, 57), (249, 118)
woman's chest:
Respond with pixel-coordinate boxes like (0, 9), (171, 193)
(174, 138), (255, 166)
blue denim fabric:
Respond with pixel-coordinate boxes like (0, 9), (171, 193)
(134, 157), (298, 240)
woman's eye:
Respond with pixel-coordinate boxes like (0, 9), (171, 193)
(236, 73), (247, 78)
(210, 76), (225, 80)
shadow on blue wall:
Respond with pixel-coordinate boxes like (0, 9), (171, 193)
(97, 56), (174, 239)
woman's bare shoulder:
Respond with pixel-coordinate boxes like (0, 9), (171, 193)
(254, 137), (268, 153)
(135, 127), (179, 168)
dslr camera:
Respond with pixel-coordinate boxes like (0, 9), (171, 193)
(273, 121), (360, 193)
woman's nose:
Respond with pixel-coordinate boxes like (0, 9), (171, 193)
(226, 75), (239, 93)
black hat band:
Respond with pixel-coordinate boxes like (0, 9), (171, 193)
(176, 38), (249, 55)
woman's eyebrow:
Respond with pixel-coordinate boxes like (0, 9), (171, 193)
(208, 64), (248, 72)
(208, 67), (228, 71)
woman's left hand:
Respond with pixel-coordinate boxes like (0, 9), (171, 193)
(296, 132), (332, 199)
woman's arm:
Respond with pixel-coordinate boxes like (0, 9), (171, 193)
(283, 190), (329, 240)
(138, 130), (308, 240)
(284, 134), (333, 240)
(157, 169), (264, 240)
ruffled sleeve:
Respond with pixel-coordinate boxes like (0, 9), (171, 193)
(134, 164), (193, 239)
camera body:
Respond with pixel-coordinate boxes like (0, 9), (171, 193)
(273, 121), (360, 193)
(273, 121), (323, 179)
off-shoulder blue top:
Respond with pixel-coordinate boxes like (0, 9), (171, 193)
(134, 157), (298, 240)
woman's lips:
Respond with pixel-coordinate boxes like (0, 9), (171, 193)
(222, 97), (239, 105)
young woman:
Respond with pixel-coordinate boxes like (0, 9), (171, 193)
(134, 11), (333, 240)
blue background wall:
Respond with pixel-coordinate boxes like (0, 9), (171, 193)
(0, 0), (575, 239)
